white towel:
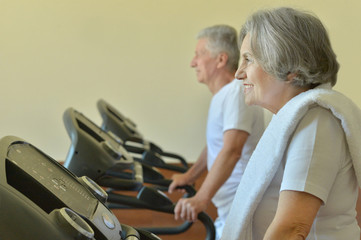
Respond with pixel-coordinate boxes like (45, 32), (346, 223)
(221, 84), (361, 240)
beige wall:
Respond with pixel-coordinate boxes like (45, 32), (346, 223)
(1, 0), (360, 162)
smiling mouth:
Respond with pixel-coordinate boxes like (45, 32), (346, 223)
(243, 83), (254, 94)
(243, 83), (254, 89)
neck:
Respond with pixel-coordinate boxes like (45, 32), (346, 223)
(208, 71), (235, 95)
(270, 85), (311, 114)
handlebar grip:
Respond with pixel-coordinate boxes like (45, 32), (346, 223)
(198, 212), (216, 240)
(148, 178), (196, 197)
(107, 189), (215, 240)
(160, 151), (189, 169)
(144, 210), (216, 240)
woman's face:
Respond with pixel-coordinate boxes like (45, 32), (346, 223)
(235, 34), (290, 113)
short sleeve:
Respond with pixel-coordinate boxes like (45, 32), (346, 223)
(280, 106), (346, 203)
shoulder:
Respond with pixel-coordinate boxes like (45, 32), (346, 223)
(300, 106), (341, 129)
(293, 105), (344, 147)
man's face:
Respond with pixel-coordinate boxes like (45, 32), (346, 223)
(190, 38), (218, 84)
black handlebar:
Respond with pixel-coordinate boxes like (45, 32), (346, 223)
(107, 186), (215, 240)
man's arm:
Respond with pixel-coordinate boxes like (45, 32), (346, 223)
(174, 129), (249, 221)
(264, 190), (322, 240)
(168, 146), (208, 194)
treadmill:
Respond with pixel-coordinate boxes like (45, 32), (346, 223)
(62, 107), (215, 240)
(0, 135), (160, 240)
(97, 99), (188, 173)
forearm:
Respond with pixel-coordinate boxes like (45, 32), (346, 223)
(196, 147), (241, 202)
(185, 146), (208, 184)
(355, 188), (361, 229)
(196, 130), (248, 202)
(173, 130), (248, 222)
(173, 148), (241, 222)
(264, 221), (310, 240)
(264, 191), (321, 240)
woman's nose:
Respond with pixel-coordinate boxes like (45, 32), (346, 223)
(235, 66), (246, 80)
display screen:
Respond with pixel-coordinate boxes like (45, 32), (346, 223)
(6, 142), (98, 217)
(76, 111), (119, 144)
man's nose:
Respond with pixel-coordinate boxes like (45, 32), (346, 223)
(190, 57), (197, 68)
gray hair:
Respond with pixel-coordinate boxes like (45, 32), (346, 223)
(197, 25), (239, 72)
(239, 7), (339, 87)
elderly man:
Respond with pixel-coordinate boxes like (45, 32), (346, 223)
(168, 24), (265, 239)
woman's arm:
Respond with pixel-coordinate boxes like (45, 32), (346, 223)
(264, 190), (322, 240)
(355, 188), (361, 240)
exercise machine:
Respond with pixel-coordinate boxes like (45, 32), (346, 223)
(97, 99), (188, 173)
(0, 135), (160, 240)
(63, 108), (215, 240)
(63, 107), (165, 188)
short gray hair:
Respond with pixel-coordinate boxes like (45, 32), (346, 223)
(197, 25), (239, 72)
(239, 7), (339, 87)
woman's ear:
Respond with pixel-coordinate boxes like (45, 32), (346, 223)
(286, 72), (297, 83)
(217, 53), (229, 68)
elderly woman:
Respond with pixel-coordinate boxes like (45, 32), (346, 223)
(221, 7), (361, 240)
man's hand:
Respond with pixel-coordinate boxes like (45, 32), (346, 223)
(168, 173), (190, 194)
(174, 195), (209, 222)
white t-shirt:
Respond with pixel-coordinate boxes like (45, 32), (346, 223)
(253, 106), (360, 240)
(206, 79), (265, 238)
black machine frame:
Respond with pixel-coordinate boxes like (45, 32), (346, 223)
(97, 99), (188, 173)
(63, 107), (215, 240)
(0, 136), (160, 240)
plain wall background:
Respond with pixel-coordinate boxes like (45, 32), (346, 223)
(1, 0), (360, 162)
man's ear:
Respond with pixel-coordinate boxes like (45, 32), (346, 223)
(217, 53), (228, 68)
